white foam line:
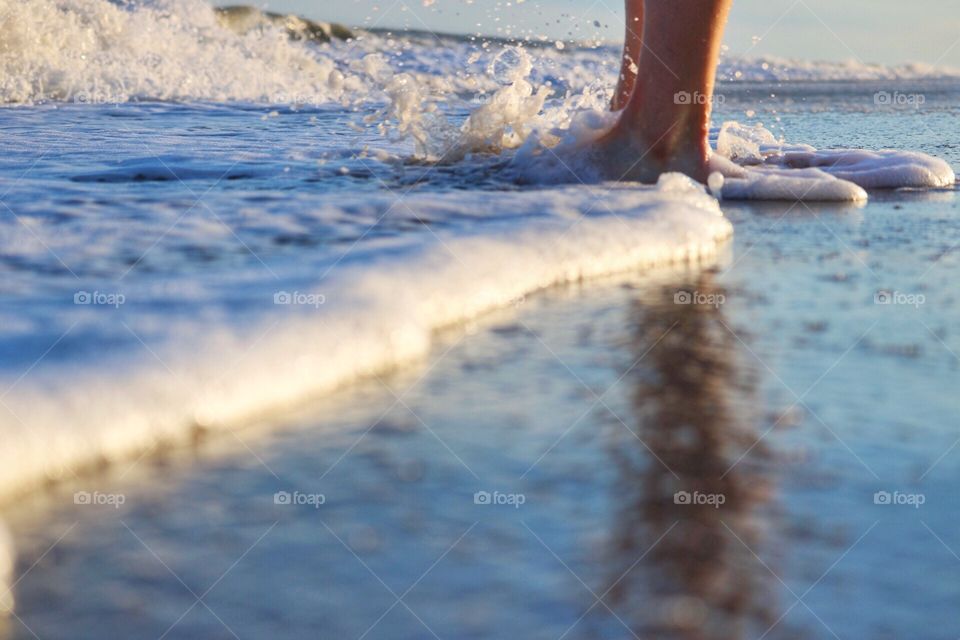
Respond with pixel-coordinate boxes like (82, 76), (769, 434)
(0, 178), (731, 506)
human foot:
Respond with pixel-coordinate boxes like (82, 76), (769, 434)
(588, 117), (712, 183)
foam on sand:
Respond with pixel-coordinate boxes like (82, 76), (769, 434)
(777, 149), (956, 190)
(706, 122), (955, 201)
(708, 161), (870, 202)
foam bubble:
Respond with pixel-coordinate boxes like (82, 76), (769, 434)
(707, 172), (725, 198)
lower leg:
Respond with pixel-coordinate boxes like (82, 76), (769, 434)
(611, 0), (644, 111)
(598, 0), (732, 183)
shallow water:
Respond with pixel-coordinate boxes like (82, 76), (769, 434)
(2, 84), (960, 638)
(3, 2), (960, 635)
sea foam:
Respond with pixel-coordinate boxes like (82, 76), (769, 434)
(1, 0), (955, 200)
(4, 0), (960, 106)
(0, 177), (727, 616)
(0, 176), (732, 505)
(708, 122), (955, 199)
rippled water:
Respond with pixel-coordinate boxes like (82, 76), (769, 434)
(1, 77), (959, 639)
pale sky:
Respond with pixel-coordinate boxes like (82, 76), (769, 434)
(220, 0), (960, 67)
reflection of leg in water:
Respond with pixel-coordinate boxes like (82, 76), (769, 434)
(602, 275), (783, 639)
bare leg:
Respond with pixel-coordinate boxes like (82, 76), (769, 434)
(611, 0), (643, 110)
(595, 0), (732, 183)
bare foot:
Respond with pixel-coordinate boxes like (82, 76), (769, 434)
(590, 118), (711, 183)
